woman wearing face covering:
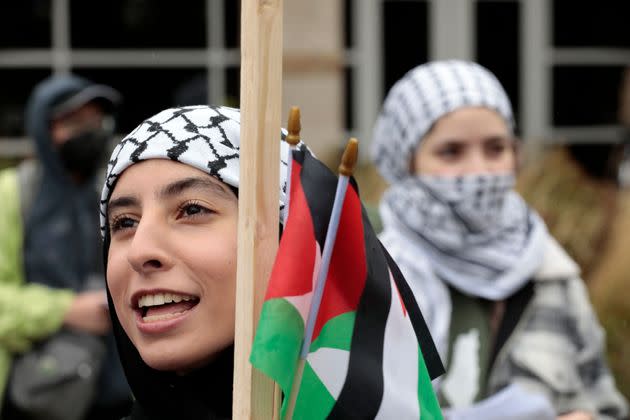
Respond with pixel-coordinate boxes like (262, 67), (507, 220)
(371, 60), (628, 420)
(99, 105), (293, 420)
(0, 75), (131, 419)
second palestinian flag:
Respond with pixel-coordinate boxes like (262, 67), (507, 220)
(250, 148), (444, 419)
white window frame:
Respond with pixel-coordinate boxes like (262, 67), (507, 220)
(347, 0), (630, 154)
(0, 0), (238, 158)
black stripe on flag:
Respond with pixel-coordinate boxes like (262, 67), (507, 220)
(328, 204), (391, 419)
(382, 244), (445, 380)
(293, 149), (337, 247)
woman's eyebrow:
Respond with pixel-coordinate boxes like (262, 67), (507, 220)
(483, 134), (512, 143)
(158, 177), (232, 200)
(108, 196), (140, 214)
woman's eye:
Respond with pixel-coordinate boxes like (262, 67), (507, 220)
(436, 144), (462, 160)
(485, 142), (507, 157)
(110, 216), (137, 233)
(178, 202), (213, 219)
(184, 204), (203, 216)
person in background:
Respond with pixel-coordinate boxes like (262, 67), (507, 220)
(518, 66), (630, 403)
(0, 74), (131, 419)
(371, 60), (628, 420)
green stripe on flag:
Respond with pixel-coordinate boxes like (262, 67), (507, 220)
(250, 298), (304, 394)
(288, 360), (336, 420)
(309, 311), (355, 353)
(418, 347), (444, 419)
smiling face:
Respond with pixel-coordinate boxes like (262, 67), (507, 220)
(106, 159), (238, 372)
(413, 107), (516, 176)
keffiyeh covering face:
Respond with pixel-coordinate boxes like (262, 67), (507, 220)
(100, 105), (292, 234)
(381, 174), (547, 301)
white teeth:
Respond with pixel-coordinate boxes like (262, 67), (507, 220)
(137, 293), (195, 308)
(142, 310), (189, 323)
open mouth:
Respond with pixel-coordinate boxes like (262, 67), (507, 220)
(136, 292), (200, 323)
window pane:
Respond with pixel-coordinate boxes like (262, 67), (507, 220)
(0, 1), (51, 48)
(73, 68), (207, 134)
(553, 1), (630, 47)
(70, 0), (206, 48)
(224, 0), (239, 48)
(476, 1), (520, 130)
(344, 66), (353, 131)
(0, 69), (51, 137)
(225, 67), (240, 108)
(553, 66), (625, 126)
(173, 72), (209, 106)
(343, 0), (353, 49)
(383, 0), (429, 96)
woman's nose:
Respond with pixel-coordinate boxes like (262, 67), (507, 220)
(126, 217), (173, 275)
(463, 149), (490, 174)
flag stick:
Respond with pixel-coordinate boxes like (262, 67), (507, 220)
(234, 1), (283, 419)
(285, 138), (359, 420)
(284, 106), (301, 216)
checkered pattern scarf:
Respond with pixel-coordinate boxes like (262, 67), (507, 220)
(99, 105), (294, 235)
(371, 60), (514, 184)
(379, 174), (548, 355)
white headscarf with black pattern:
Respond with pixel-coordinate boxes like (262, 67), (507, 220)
(372, 61), (548, 357)
(100, 105), (293, 235)
(371, 60), (514, 184)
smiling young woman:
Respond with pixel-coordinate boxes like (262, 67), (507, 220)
(106, 160), (239, 374)
(99, 105), (292, 420)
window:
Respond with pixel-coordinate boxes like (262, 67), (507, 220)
(476, 1), (520, 129)
(70, 0), (206, 48)
(0, 2), (51, 48)
(0, 0), (238, 157)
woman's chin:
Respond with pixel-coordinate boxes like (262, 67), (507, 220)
(138, 342), (228, 373)
(141, 353), (201, 373)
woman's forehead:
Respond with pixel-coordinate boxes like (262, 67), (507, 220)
(426, 107), (511, 141)
(110, 159), (229, 201)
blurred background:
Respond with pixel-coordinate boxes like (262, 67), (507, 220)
(0, 0), (629, 399)
(2, 1), (629, 167)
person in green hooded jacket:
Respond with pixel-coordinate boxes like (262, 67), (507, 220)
(0, 75), (131, 419)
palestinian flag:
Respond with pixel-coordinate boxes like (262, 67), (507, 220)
(250, 148), (444, 419)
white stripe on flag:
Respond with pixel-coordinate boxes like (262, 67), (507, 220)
(375, 271), (421, 419)
(308, 347), (350, 399)
(286, 241), (322, 323)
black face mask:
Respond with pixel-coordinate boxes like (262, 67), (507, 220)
(58, 129), (110, 180)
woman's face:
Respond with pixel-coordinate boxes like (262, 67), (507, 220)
(106, 159), (238, 372)
(413, 107), (516, 176)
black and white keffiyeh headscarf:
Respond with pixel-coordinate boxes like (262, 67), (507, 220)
(371, 60), (514, 184)
(99, 105), (292, 235)
(380, 174), (547, 299)
(371, 61), (549, 357)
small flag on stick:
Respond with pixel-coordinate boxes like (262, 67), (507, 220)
(251, 138), (444, 419)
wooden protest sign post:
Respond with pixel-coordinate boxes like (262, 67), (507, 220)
(234, 0), (283, 419)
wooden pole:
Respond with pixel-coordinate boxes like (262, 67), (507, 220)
(234, 1), (283, 419)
